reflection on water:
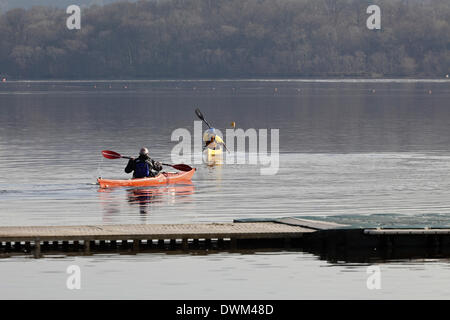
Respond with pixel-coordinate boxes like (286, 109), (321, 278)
(98, 184), (195, 221)
(126, 184), (195, 215)
(205, 156), (224, 167)
(2, 251), (450, 299)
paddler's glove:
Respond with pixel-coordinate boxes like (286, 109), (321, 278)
(154, 161), (162, 170)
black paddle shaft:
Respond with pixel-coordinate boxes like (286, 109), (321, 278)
(195, 108), (212, 128)
(162, 163), (193, 172)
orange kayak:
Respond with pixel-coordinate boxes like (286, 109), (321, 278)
(97, 169), (196, 188)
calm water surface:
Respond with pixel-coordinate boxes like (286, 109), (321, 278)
(2, 252), (450, 299)
(1, 79), (450, 299)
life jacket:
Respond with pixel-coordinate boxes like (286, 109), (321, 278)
(134, 159), (150, 178)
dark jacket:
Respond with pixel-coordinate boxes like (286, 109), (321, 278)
(125, 155), (163, 178)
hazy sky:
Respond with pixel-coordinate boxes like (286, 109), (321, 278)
(0, 0), (135, 11)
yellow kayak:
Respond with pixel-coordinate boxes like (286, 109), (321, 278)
(207, 147), (223, 158)
(205, 146), (223, 164)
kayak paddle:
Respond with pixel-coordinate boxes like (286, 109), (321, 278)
(194, 108), (230, 153)
(195, 108), (212, 129)
(101, 150), (193, 172)
(102, 150), (132, 159)
(161, 163), (193, 172)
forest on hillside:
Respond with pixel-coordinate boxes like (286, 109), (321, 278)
(0, 0), (448, 79)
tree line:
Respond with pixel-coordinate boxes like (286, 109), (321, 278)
(0, 0), (448, 79)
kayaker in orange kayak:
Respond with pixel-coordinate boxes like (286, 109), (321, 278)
(124, 147), (163, 178)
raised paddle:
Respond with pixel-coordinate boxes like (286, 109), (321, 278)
(101, 150), (193, 172)
(195, 108), (212, 129)
(194, 108), (230, 153)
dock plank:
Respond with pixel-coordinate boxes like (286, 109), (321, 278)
(0, 223), (314, 242)
(364, 228), (450, 235)
(275, 217), (349, 230)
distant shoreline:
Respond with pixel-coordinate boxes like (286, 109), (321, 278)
(1, 1), (448, 80)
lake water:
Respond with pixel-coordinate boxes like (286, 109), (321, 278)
(1, 79), (450, 299)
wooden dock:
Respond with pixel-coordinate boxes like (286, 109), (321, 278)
(0, 222), (313, 242)
(0, 222), (314, 258)
(2, 217), (450, 261)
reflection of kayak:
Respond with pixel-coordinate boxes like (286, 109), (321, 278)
(127, 184), (195, 214)
(128, 184), (195, 203)
(97, 169), (196, 188)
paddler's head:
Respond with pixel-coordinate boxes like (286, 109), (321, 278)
(139, 147), (149, 157)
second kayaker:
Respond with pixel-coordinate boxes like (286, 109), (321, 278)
(203, 128), (224, 150)
(125, 147), (163, 178)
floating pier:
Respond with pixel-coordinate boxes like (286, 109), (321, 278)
(0, 222), (312, 258)
(2, 217), (450, 261)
